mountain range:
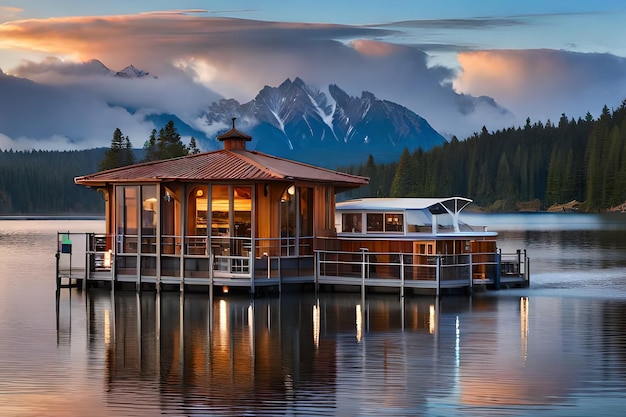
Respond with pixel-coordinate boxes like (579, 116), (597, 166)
(199, 77), (446, 168)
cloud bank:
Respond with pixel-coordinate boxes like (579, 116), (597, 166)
(0, 13), (625, 151)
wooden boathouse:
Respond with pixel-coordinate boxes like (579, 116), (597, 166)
(58, 121), (529, 295)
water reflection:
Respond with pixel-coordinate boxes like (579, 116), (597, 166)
(52, 290), (626, 416)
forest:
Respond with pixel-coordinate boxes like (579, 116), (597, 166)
(342, 101), (626, 212)
(1, 102), (626, 215)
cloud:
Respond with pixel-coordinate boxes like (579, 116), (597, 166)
(2, 14), (514, 139)
(0, 61), (223, 151)
(377, 17), (525, 30)
(0, 13), (624, 150)
(0, 70), (149, 150)
(0, 6), (23, 20)
(455, 49), (626, 123)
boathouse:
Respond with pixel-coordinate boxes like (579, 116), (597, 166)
(72, 120), (367, 292)
(64, 121), (529, 295)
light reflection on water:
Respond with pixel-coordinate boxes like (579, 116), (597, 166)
(1, 216), (626, 416)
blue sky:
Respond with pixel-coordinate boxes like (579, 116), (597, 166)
(1, 1), (626, 150)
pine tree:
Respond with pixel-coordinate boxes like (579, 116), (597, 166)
(144, 129), (158, 162)
(157, 120), (188, 160)
(389, 148), (413, 197)
(188, 137), (201, 155)
(99, 128), (134, 171)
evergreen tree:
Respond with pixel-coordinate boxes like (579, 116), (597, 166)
(99, 128), (134, 171)
(157, 120), (188, 160)
(389, 148), (413, 197)
(144, 129), (159, 162)
(188, 137), (201, 155)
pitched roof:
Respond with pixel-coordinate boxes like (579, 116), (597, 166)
(75, 149), (369, 190)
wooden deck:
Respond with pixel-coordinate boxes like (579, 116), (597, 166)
(56, 232), (529, 296)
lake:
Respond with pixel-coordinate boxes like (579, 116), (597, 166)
(1, 214), (626, 416)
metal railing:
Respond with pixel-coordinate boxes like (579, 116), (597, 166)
(59, 232), (529, 293)
(314, 249), (527, 294)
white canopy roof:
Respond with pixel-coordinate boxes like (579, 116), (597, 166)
(336, 197), (473, 214)
(336, 197), (474, 233)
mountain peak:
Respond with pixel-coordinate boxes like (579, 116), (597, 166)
(114, 64), (153, 79)
(201, 78), (446, 168)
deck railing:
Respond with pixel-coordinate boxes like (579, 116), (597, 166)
(314, 249), (507, 295)
(70, 233), (315, 281)
(57, 232), (529, 293)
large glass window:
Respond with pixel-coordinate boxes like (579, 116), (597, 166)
(191, 186), (208, 236)
(280, 185), (297, 237)
(141, 185), (157, 253)
(300, 187), (313, 237)
(161, 186), (181, 254)
(211, 185), (229, 236)
(116, 186), (138, 253)
(186, 186), (208, 255)
(234, 186), (252, 255)
(280, 185), (297, 255)
(211, 185), (230, 256)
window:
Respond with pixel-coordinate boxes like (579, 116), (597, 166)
(280, 185), (297, 238)
(385, 213), (403, 232)
(366, 212), (403, 233)
(116, 186), (138, 253)
(367, 213), (383, 232)
(300, 187), (313, 237)
(342, 213), (362, 233)
(141, 185), (157, 253)
(161, 186), (181, 255)
(211, 185), (229, 236)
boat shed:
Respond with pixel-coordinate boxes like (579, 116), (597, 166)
(73, 120), (368, 291)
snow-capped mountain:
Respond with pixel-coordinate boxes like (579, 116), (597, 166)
(201, 78), (446, 168)
(114, 64), (153, 79)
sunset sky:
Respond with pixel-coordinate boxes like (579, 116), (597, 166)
(1, 1), (626, 150)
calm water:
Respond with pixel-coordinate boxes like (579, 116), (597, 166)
(1, 215), (626, 416)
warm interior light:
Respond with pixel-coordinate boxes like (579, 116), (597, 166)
(222, 285), (229, 294)
(210, 199), (251, 212)
(103, 250), (112, 268)
(104, 309), (111, 347)
(313, 302), (320, 348)
(429, 304), (436, 334)
(356, 304), (362, 342)
(142, 197), (157, 211)
(196, 189), (204, 197)
(287, 185), (295, 195)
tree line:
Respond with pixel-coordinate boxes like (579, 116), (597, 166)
(1, 105), (625, 215)
(99, 120), (200, 171)
(0, 120), (199, 215)
(341, 100), (626, 212)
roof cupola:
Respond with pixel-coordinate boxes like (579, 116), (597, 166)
(217, 117), (252, 151)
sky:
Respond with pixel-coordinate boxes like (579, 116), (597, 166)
(1, 1), (626, 151)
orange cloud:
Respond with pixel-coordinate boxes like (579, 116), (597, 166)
(454, 49), (573, 101)
(0, 6), (23, 22)
(351, 39), (401, 57)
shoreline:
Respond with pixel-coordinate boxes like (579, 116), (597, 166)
(0, 215), (105, 220)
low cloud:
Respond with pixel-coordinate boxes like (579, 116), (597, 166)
(455, 49), (626, 123)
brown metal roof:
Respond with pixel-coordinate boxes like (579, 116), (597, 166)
(75, 149), (369, 189)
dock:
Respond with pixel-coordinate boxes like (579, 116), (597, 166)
(56, 232), (529, 296)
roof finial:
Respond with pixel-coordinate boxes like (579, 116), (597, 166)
(232, 117), (236, 129)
